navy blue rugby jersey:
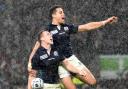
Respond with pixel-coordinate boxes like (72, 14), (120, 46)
(32, 46), (64, 83)
(46, 23), (78, 58)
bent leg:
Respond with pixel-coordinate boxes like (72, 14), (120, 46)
(77, 66), (96, 85)
(59, 65), (76, 89)
(67, 55), (96, 85)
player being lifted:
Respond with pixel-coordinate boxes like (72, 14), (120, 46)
(28, 5), (118, 89)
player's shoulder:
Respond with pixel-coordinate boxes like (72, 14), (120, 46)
(61, 23), (77, 28)
(46, 23), (72, 27)
(61, 23), (70, 27)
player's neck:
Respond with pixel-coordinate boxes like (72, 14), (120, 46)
(52, 19), (60, 26)
(41, 42), (51, 50)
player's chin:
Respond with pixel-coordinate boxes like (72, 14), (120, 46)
(50, 41), (53, 45)
(61, 20), (65, 24)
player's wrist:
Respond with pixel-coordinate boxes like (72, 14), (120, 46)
(101, 20), (107, 26)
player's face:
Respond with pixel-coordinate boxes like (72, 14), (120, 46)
(52, 8), (65, 24)
(40, 31), (53, 44)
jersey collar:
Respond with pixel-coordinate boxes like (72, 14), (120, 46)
(49, 23), (64, 26)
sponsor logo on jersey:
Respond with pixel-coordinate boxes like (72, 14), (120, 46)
(48, 58), (55, 60)
(59, 32), (65, 35)
(40, 54), (48, 60)
(50, 30), (58, 35)
(64, 26), (69, 31)
(54, 51), (59, 56)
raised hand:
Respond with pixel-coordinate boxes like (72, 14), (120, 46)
(102, 16), (118, 25)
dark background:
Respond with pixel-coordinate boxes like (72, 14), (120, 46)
(0, 0), (128, 89)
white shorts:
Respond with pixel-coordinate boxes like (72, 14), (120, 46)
(58, 65), (70, 78)
(58, 55), (86, 78)
(43, 83), (61, 89)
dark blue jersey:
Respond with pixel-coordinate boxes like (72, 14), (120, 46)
(32, 46), (64, 83)
(47, 23), (78, 58)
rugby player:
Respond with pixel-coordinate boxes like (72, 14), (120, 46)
(31, 30), (87, 89)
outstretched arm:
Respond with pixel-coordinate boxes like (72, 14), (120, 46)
(78, 16), (118, 32)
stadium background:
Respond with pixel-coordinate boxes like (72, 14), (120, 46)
(0, 0), (128, 89)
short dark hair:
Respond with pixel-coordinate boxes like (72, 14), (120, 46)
(49, 5), (63, 19)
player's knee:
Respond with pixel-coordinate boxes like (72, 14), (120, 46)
(89, 78), (96, 85)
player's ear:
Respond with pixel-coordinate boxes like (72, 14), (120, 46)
(40, 36), (44, 41)
(39, 31), (45, 41)
(52, 13), (56, 18)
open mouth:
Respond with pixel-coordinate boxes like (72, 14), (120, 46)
(62, 17), (65, 20)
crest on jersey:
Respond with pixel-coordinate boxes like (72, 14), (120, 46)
(54, 51), (59, 56)
(50, 30), (58, 35)
(64, 26), (69, 31)
(40, 54), (48, 60)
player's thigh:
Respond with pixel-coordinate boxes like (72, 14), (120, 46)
(77, 66), (96, 85)
(67, 55), (85, 68)
(68, 55), (96, 85)
(58, 65), (70, 78)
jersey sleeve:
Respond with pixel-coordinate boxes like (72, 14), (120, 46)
(68, 24), (78, 34)
(58, 50), (65, 62)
